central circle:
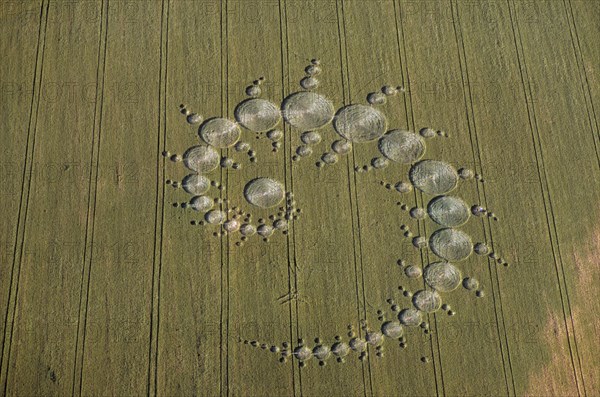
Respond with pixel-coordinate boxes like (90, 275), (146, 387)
(281, 91), (335, 130)
(243, 177), (285, 208)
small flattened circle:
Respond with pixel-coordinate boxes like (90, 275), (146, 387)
(243, 178), (285, 208)
(429, 228), (473, 262)
(198, 118), (241, 148)
(427, 195), (471, 227)
(423, 261), (462, 292)
(234, 98), (281, 132)
(282, 92), (335, 131)
(333, 104), (388, 142)
(378, 129), (426, 164)
(409, 160), (459, 195)
(412, 290), (442, 313)
(463, 277), (479, 291)
(183, 145), (220, 173)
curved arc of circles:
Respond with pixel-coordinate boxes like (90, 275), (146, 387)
(168, 64), (511, 368)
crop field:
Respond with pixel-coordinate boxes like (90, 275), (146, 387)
(0, 0), (599, 396)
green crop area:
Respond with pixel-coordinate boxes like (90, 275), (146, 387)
(1, 1), (598, 396)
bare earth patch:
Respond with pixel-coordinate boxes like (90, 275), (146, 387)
(525, 216), (600, 396)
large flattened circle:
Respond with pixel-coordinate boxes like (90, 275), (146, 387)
(427, 195), (471, 227)
(183, 145), (220, 173)
(243, 178), (285, 208)
(333, 104), (387, 142)
(198, 118), (241, 148)
(281, 92), (335, 131)
(378, 129), (426, 164)
(423, 261), (462, 292)
(429, 228), (473, 262)
(234, 98), (281, 132)
(409, 160), (459, 195)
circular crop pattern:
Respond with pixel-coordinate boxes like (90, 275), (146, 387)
(427, 195), (470, 227)
(183, 145), (220, 173)
(313, 345), (331, 360)
(429, 228), (473, 262)
(182, 174), (211, 195)
(378, 129), (426, 164)
(243, 178), (285, 208)
(423, 261), (462, 292)
(294, 346), (312, 361)
(331, 342), (350, 357)
(409, 160), (459, 195)
(234, 98), (281, 132)
(412, 290), (442, 313)
(381, 321), (404, 339)
(199, 118), (241, 148)
(282, 92), (335, 130)
(333, 104), (387, 142)
(398, 308), (422, 326)
(190, 195), (213, 212)
(349, 338), (367, 352)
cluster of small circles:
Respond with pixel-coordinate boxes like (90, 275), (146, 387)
(366, 85), (404, 106)
(184, 189), (299, 245)
(179, 104), (204, 126)
(293, 131), (321, 161)
(379, 180), (413, 194)
(471, 204), (498, 221)
(419, 127), (448, 139)
(300, 59), (321, 91)
(266, 129), (283, 152)
(234, 141), (259, 163)
(473, 242), (509, 266)
(246, 77), (265, 98)
(400, 223), (413, 238)
(233, 192), (300, 245)
(245, 316), (416, 366)
(220, 156), (241, 170)
(461, 276), (486, 298)
(441, 303), (456, 316)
